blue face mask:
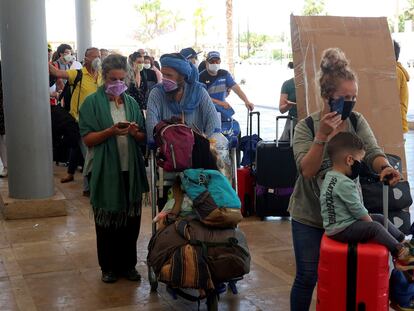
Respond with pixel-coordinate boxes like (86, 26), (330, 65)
(329, 96), (356, 120)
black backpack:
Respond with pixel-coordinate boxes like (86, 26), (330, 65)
(58, 69), (83, 112)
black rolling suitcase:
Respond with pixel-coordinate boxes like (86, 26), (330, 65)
(255, 116), (297, 219)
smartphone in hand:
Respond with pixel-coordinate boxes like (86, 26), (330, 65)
(117, 121), (130, 129)
(329, 97), (345, 115)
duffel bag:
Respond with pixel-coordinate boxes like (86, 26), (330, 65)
(361, 180), (412, 213)
(147, 219), (250, 289)
(176, 219), (250, 283)
(359, 154), (412, 213)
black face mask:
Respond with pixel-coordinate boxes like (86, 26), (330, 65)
(346, 160), (362, 180)
(328, 97), (356, 120)
(341, 100), (356, 120)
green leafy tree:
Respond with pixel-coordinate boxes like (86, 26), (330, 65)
(193, 0), (211, 48)
(403, 0), (414, 20)
(134, 0), (182, 43)
(226, 0), (235, 75)
(389, 0), (414, 33)
(302, 0), (326, 16)
(240, 32), (270, 57)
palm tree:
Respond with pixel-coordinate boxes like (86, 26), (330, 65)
(226, 0), (235, 76)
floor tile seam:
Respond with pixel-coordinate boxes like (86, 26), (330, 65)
(252, 246), (294, 254)
(12, 248), (76, 262)
(8, 275), (38, 311)
(251, 254), (294, 285)
(17, 266), (82, 279)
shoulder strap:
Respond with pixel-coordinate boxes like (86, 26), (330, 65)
(72, 69), (83, 95)
(305, 115), (315, 138)
(75, 69), (83, 115)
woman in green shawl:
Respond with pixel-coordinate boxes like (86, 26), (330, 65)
(79, 54), (149, 283)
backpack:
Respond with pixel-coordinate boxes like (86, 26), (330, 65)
(58, 69), (83, 112)
(180, 169), (241, 209)
(154, 120), (195, 172)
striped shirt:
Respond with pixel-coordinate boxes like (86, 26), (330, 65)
(146, 85), (221, 142)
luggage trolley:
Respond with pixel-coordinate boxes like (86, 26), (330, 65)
(221, 115), (241, 192)
(147, 138), (242, 311)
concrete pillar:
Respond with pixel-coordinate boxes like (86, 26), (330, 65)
(0, 0), (54, 199)
(75, 0), (92, 60)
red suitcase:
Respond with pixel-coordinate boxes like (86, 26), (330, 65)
(237, 167), (254, 217)
(317, 235), (389, 311)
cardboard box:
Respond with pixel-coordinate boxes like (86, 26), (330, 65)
(291, 15), (406, 172)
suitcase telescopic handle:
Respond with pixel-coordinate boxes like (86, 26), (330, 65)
(247, 111), (260, 168)
(382, 176), (392, 229)
(276, 115), (294, 147)
(248, 111), (260, 137)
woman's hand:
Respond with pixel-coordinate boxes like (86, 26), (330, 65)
(380, 166), (401, 187)
(128, 122), (140, 136)
(110, 124), (129, 136)
(317, 112), (343, 140)
(128, 122), (146, 141)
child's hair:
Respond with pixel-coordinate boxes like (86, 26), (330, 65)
(327, 132), (365, 161)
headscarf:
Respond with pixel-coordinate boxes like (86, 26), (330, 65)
(159, 53), (204, 114)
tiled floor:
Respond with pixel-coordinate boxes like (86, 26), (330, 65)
(2, 132), (414, 311)
(0, 165), (304, 311)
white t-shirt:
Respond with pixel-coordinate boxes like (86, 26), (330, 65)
(110, 101), (129, 171)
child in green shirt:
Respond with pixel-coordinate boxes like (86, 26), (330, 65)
(320, 132), (411, 269)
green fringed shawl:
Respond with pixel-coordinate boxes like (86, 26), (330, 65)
(79, 86), (149, 227)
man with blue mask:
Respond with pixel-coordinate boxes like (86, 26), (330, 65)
(146, 53), (221, 141)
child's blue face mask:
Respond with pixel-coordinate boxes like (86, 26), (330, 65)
(329, 96), (356, 120)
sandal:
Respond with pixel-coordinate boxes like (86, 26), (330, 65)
(395, 261), (414, 272)
(403, 240), (414, 256)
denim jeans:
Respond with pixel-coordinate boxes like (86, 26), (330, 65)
(290, 219), (324, 311)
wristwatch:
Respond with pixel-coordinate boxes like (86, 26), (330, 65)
(313, 139), (327, 146)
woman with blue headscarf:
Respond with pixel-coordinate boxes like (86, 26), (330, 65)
(145, 53), (221, 141)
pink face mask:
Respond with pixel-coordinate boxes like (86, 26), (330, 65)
(105, 80), (128, 97)
(162, 78), (178, 93)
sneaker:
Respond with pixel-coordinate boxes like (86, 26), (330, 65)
(125, 269), (141, 281)
(101, 271), (117, 283)
(0, 168), (7, 177)
(395, 261), (414, 272)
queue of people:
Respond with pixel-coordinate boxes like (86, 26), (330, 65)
(46, 44), (254, 285)
(43, 41), (412, 311)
